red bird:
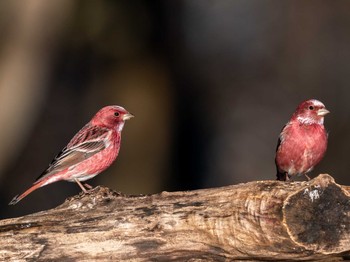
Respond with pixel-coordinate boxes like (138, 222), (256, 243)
(9, 105), (134, 205)
(275, 99), (329, 181)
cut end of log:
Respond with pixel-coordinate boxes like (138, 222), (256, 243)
(283, 174), (350, 254)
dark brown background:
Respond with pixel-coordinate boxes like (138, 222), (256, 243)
(0, 1), (348, 218)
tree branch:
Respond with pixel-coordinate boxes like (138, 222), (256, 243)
(0, 174), (349, 261)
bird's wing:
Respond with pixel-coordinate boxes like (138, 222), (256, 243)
(35, 125), (111, 183)
(275, 123), (290, 180)
(275, 122), (291, 152)
(275, 136), (282, 153)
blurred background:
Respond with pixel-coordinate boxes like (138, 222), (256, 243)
(0, 0), (349, 218)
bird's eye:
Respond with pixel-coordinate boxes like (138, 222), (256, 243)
(114, 112), (120, 117)
(308, 106), (314, 110)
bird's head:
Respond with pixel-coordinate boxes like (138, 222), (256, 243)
(293, 99), (330, 125)
(91, 105), (134, 131)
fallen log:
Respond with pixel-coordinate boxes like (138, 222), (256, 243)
(0, 174), (349, 261)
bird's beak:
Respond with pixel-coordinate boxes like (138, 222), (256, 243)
(123, 113), (134, 121)
(317, 108), (330, 116)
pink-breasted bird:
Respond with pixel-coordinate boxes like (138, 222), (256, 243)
(9, 105), (134, 205)
(275, 99), (329, 181)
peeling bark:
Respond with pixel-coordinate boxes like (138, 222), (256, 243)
(0, 174), (349, 261)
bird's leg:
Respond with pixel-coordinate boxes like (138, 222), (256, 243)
(83, 183), (93, 190)
(74, 178), (88, 193)
(285, 173), (290, 181)
(304, 174), (311, 181)
(277, 171), (289, 181)
(285, 173), (294, 182)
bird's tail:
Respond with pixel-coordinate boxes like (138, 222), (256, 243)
(9, 179), (46, 205)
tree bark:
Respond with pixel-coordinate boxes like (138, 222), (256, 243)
(0, 174), (349, 261)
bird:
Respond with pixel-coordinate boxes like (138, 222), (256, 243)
(9, 105), (134, 205)
(275, 99), (329, 181)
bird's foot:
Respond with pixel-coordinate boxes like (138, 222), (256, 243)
(304, 174), (311, 181)
(286, 174), (294, 182)
(83, 183), (94, 190)
(277, 172), (293, 182)
(74, 179), (98, 194)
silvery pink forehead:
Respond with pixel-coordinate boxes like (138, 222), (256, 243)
(112, 105), (126, 111)
(307, 99), (325, 107)
(96, 105), (128, 115)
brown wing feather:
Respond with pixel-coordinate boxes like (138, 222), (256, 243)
(35, 125), (110, 183)
(275, 124), (288, 181)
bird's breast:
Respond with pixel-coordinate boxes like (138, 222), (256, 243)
(72, 132), (121, 176)
(276, 123), (327, 175)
